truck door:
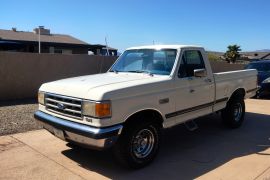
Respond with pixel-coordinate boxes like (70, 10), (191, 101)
(171, 49), (215, 125)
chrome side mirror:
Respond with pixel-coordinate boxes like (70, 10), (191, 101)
(194, 69), (207, 77)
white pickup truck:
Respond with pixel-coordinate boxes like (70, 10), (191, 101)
(35, 45), (257, 168)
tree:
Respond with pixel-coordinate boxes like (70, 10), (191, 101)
(224, 45), (241, 63)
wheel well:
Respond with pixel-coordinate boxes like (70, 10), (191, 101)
(124, 109), (164, 128)
(230, 88), (245, 100)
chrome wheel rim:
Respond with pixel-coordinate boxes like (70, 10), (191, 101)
(132, 128), (155, 159)
(233, 103), (242, 122)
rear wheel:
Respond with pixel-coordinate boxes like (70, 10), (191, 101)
(221, 97), (245, 128)
(113, 119), (161, 169)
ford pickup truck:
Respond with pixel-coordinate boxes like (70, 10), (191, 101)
(34, 45), (257, 168)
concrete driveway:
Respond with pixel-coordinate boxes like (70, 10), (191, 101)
(0, 99), (270, 180)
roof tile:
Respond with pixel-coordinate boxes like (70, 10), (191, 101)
(0, 29), (88, 45)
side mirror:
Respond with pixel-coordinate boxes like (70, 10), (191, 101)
(194, 69), (207, 77)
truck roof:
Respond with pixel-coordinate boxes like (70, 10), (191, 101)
(126, 45), (203, 50)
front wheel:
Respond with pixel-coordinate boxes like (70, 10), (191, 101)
(221, 97), (245, 128)
(113, 121), (161, 169)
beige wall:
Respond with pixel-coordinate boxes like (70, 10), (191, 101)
(0, 52), (244, 101)
(0, 52), (117, 100)
(210, 61), (244, 73)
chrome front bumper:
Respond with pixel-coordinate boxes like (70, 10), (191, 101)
(34, 111), (123, 149)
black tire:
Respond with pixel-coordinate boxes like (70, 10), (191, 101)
(113, 120), (161, 169)
(221, 97), (245, 128)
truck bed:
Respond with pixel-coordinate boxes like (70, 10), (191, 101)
(213, 69), (257, 111)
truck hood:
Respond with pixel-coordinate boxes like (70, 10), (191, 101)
(40, 72), (168, 100)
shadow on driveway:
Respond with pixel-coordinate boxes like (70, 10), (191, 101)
(61, 112), (270, 179)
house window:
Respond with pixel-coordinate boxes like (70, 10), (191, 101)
(54, 49), (62, 54)
(49, 47), (55, 53)
(62, 49), (72, 54)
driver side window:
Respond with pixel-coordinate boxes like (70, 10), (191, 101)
(178, 50), (205, 78)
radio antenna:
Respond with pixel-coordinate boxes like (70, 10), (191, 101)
(105, 36), (109, 56)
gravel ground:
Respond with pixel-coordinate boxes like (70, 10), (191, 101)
(0, 99), (41, 136)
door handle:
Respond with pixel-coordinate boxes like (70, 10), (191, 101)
(190, 89), (195, 93)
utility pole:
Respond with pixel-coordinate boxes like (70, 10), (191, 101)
(38, 26), (41, 54)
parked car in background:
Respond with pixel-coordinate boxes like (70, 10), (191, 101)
(245, 60), (270, 98)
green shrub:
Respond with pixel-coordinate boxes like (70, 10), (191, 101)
(208, 53), (222, 61)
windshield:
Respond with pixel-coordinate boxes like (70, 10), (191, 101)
(110, 49), (177, 75)
(245, 63), (270, 72)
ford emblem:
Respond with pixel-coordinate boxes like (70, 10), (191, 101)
(57, 103), (66, 110)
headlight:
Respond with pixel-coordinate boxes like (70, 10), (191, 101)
(262, 77), (270, 84)
(38, 91), (45, 105)
(82, 101), (111, 118)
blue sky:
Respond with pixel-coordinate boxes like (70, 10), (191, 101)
(1, 0), (269, 52)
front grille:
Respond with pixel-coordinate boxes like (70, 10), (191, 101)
(45, 93), (82, 119)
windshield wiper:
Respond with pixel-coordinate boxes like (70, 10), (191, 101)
(109, 69), (120, 73)
(127, 70), (154, 76)
(110, 69), (154, 76)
